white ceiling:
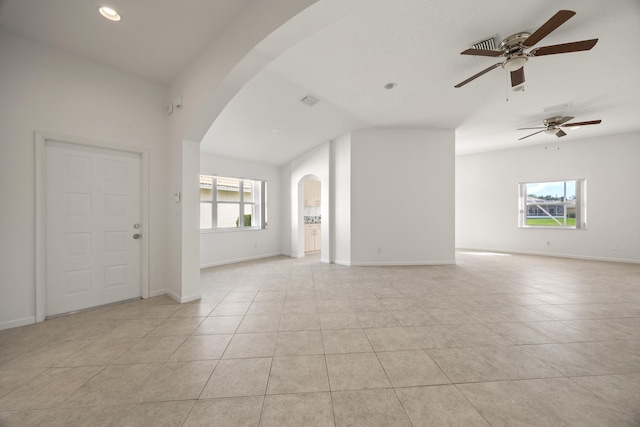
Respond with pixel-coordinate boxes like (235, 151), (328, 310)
(0, 0), (256, 84)
(2, 0), (639, 164)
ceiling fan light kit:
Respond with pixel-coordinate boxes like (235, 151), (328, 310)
(455, 10), (598, 88)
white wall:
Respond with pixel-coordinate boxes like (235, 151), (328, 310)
(286, 142), (331, 261)
(332, 134), (351, 265)
(0, 29), (170, 329)
(456, 132), (640, 263)
(200, 153), (282, 267)
(350, 128), (455, 265)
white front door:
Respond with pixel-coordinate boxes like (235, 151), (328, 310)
(45, 141), (142, 316)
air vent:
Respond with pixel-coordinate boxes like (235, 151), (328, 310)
(300, 95), (319, 107)
(472, 36), (496, 51)
(544, 102), (571, 112)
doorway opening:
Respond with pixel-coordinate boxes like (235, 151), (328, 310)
(302, 177), (321, 255)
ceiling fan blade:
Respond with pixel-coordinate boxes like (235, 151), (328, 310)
(461, 48), (503, 57)
(454, 62), (502, 88)
(510, 67), (525, 87)
(561, 119), (602, 127)
(556, 129), (567, 137)
(555, 116), (575, 125)
(522, 10), (576, 47)
(518, 130), (545, 140)
(517, 127), (545, 130)
(530, 39), (598, 56)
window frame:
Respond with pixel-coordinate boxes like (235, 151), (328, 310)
(200, 175), (267, 232)
(518, 179), (587, 229)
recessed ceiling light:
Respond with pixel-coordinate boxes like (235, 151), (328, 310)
(99, 6), (121, 21)
(384, 82), (397, 90)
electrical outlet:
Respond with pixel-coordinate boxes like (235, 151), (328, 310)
(545, 241), (551, 246)
(612, 244), (619, 252)
(377, 247), (382, 254)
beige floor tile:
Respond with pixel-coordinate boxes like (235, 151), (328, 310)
(200, 357), (271, 398)
(55, 338), (140, 367)
(356, 311), (401, 328)
(396, 385), (489, 426)
(325, 353), (390, 391)
(147, 317), (204, 337)
(63, 363), (161, 407)
(134, 360), (216, 402)
(266, 355), (329, 394)
(332, 389), (412, 427)
(210, 302), (251, 316)
(445, 323), (513, 347)
(30, 405), (118, 427)
(0, 409), (45, 426)
(363, 327), (420, 351)
(0, 339), (91, 370)
(193, 316), (242, 335)
(520, 343), (613, 376)
(427, 346), (562, 383)
(237, 314), (281, 333)
(322, 329), (373, 354)
(260, 392), (334, 427)
(0, 368), (47, 399)
(275, 330), (324, 356)
(279, 313), (320, 331)
(105, 318), (164, 338)
(168, 334), (232, 361)
(107, 400), (194, 427)
(572, 373), (640, 415)
(253, 291), (286, 302)
(246, 301), (285, 315)
(222, 333), (277, 359)
(0, 366), (102, 410)
(283, 300), (318, 313)
(319, 311), (361, 329)
(458, 380), (569, 426)
(170, 303), (214, 318)
(406, 324), (466, 349)
(184, 396), (263, 427)
(223, 292), (257, 303)
(391, 310), (439, 327)
(485, 322), (557, 344)
(376, 350), (450, 387)
(524, 377), (639, 426)
(316, 299), (353, 313)
(112, 336), (186, 364)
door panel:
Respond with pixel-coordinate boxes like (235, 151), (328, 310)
(46, 141), (141, 316)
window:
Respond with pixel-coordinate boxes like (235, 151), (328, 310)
(200, 175), (267, 230)
(518, 179), (586, 229)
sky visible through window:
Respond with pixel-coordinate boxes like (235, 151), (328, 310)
(527, 181), (576, 200)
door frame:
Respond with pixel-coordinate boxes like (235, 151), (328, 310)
(35, 131), (150, 322)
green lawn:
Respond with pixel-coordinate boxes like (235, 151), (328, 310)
(526, 218), (576, 226)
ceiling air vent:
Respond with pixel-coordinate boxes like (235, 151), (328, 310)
(300, 95), (319, 107)
(472, 36), (496, 51)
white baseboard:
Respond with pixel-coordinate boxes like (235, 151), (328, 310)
(165, 289), (201, 304)
(456, 246), (640, 264)
(149, 289), (167, 298)
(200, 252), (284, 269)
(334, 259), (351, 266)
(0, 316), (36, 331)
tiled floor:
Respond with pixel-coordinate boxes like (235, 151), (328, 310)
(1, 251), (640, 426)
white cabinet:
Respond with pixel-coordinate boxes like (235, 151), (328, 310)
(304, 180), (321, 206)
(304, 223), (321, 252)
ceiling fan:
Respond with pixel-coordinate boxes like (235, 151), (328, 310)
(517, 116), (602, 140)
(455, 10), (598, 88)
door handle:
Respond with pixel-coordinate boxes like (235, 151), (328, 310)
(133, 233), (142, 239)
